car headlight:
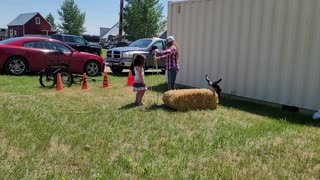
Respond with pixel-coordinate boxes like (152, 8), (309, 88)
(122, 52), (134, 58)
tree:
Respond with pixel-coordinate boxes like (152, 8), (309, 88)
(45, 13), (57, 30)
(57, 0), (86, 35)
(123, 0), (166, 41)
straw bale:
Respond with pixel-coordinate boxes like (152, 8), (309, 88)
(162, 89), (219, 110)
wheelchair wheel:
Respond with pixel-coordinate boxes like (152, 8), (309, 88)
(39, 72), (56, 88)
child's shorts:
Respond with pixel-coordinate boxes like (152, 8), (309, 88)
(133, 83), (147, 91)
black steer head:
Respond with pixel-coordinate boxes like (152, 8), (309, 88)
(205, 74), (222, 97)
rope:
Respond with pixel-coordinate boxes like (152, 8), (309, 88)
(150, 52), (161, 105)
(154, 55), (161, 105)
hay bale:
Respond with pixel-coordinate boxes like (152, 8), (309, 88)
(163, 89), (219, 110)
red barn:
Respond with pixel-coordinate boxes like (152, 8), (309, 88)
(7, 12), (55, 38)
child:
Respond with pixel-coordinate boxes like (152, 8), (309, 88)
(132, 55), (147, 105)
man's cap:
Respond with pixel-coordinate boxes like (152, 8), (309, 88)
(166, 36), (175, 44)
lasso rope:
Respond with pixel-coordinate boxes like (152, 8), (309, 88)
(150, 51), (161, 105)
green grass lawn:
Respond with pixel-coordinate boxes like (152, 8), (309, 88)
(0, 73), (319, 179)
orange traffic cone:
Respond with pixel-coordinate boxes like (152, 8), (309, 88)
(127, 70), (134, 86)
(56, 73), (64, 91)
(81, 73), (88, 90)
(103, 72), (111, 88)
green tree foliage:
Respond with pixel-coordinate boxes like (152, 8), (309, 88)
(45, 13), (57, 30)
(123, 0), (166, 41)
(57, 0), (86, 35)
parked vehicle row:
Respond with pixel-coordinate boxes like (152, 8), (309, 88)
(0, 35), (167, 76)
(51, 34), (102, 56)
(0, 37), (105, 76)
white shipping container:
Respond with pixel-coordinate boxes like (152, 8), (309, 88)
(168, 0), (320, 111)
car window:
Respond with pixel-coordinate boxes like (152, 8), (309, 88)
(129, 39), (152, 48)
(23, 41), (47, 49)
(74, 37), (86, 44)
(115, 42), (129, 47)
(46, 42), (72, 53)
(52, 35), (63, 41)
(64, 36), (75, 43)
(152, 41), (164, 50)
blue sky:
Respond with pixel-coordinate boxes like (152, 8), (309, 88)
(0, 0), (169, 35)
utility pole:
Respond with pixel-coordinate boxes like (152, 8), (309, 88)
(119, 0), (124, 41)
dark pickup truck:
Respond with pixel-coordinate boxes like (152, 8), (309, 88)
(51, 34), (102, 56)
(105, 38), (166, 74)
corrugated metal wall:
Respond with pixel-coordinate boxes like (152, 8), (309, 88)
(168, 0), (320, 111)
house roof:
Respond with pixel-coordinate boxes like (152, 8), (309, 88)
(101, 22), (123, 39)
(158, 25), (167, 38)
(7, 12), (39, 26)
(100, 27), (110, 37)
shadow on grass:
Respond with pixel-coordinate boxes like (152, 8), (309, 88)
(147, 84), (319, 127)
(146, 104), (176, 112)
(148, 83), (168, 93)
(219, 96), (320, 127)
(148, 82), (319, 127)
(118, 103), (140, 110)
(148, 83), (192, 94)
(118, 102), (177, 112)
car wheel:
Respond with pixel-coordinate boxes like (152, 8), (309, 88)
(110, 66), (123, 74)
(85, 61), (100, 76)
(5, 57), (27, 75)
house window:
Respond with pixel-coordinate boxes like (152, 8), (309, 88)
(35, 17), (40, 24)
(14, 30), (17, 37)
